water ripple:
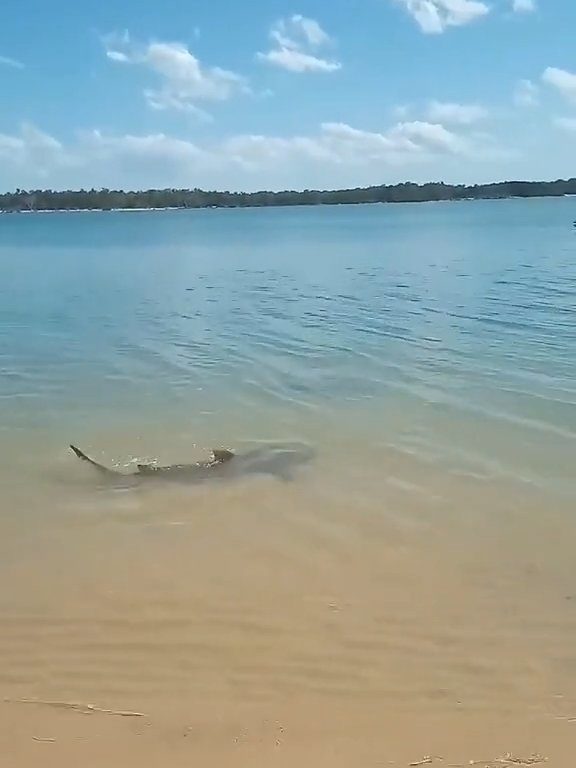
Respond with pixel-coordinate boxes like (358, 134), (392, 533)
(0, 200), (574, 494)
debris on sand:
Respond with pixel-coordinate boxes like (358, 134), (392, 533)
(460, 753), (547, 767)
(495, 756), (547, 766)
(5, 698), (146, 717)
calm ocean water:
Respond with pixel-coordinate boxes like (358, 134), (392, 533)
(0, 198), (575, 504)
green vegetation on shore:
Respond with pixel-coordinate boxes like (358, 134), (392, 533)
(2, 178), (576, 211)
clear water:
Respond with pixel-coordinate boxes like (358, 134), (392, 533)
(0, 198), (575, 501)
(2, 199), (576, 746)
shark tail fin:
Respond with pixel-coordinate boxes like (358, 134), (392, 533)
(70, 444), (117, 475)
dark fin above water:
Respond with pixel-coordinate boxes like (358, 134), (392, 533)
(211, 448), (235, 464)
(69, 444), (118, 475)
(137, 464), (157, 474)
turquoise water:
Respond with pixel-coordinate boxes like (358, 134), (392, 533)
(0, 198), (575, 501)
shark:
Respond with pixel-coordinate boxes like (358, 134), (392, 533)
(69, 442), (314, 485)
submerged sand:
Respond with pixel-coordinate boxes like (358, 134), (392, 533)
(0, 432), (575, 766)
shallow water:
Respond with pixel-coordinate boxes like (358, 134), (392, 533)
(0, 199), (575, 765)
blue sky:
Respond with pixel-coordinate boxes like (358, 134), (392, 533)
(1, 0), (575, 191)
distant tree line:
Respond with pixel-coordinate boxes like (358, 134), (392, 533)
(1, 179), (576, 212)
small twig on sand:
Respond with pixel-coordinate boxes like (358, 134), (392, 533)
(453, 755), (547, 767)
(5, 698), (146, 717)
(495, 756), (547, 766)
(32, 737), (56, 743)
(410, 758), (443, 766)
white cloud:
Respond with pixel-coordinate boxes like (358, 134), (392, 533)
(71, 129), (209, 188)
(82, 130), (202, 164)
(103, 32), (248, 115)
(0, 123), (62, 159)
(389, 120), (468, 152)
(542, 67), (576, 104)
(142, 42), (245, 100)
(0, 124), (205, 189)
(0, 123), (66, 180)
(553, 117), (576, 131)
(0, 54), (24, 69)
(143, 89), (213, 121)
(103, 30), (131, 61)
(394, 0), (489, 33)
(106, 50), (129, 63)
(224, 121), (473, 172)
(258, 47), (340, 73)
(427, 100), (488, 124)
(514, 79), (539, 107)
(258, 15), (341, 73)
(270, 15), (332, 50)
(512, 0), (536, 12)
(0, 134), (24, 156)
(0, 117), (502, 192)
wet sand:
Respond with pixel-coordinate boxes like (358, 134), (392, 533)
(1, 434), (575, 766)
(2, 704), (574, 767)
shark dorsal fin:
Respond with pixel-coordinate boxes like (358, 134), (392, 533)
(137, 464), (157, 474)
(211, 449), (234, 464)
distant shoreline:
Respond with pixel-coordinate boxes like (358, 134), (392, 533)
(0, 195), (574, 215)
(2, 179), (576, 212)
